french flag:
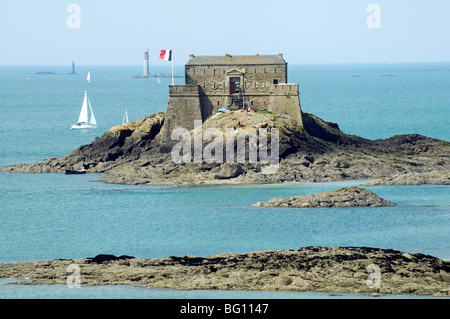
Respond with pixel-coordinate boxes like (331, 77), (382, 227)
(160, 49), (172, 61)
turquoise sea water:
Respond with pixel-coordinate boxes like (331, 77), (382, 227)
(0, 63), (449, 299)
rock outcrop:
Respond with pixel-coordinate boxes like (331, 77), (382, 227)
(364, 170), (450, 186)
(1, 247), (449, 296)
(2, 110), (449, 186)
(252, 187), (397, 208)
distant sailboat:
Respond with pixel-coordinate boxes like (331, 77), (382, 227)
(71, 91), (97, 130)
(122, 106), (129, 125)
(157, 76), (161, 84)
(87, 72), (91, 83)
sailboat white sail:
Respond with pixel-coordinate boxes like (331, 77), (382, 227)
(88, 98), (97, 126)
(87, 72), (91, 83)
(122, 106), (129, 125)
(77, 91), (89, 124)
(71, 91), (97, 129)
(125, 107), (129, 123)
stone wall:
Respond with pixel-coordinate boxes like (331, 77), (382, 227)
(195, 83), (302, 124)
(267, 84), (303, 126)
(185, 64), (287, 96)
(159, 85), (203, 152)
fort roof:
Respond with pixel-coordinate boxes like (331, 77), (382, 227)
(186, 54), (286, 66)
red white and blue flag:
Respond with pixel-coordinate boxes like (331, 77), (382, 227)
(160, 49), (172, 61)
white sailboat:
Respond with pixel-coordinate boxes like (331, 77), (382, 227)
(157, 76), (161, 84)
(122, 106), (129, 125)
(71, 91), (97, 130)
(87, 72), (91, 83)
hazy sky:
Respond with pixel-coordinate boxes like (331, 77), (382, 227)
(1, 0), (449, 65)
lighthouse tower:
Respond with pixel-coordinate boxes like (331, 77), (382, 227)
(143, 50), (150, 77)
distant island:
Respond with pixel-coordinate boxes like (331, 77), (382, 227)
(35, 71), (57, 75)
(131, 73), (184, 79)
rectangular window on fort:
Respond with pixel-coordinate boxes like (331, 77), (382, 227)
(273, 79), (279, 85)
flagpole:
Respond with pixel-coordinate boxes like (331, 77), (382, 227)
(171, 48), (174, 85)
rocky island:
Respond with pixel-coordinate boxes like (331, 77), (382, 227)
(2, 54), (449, 187)
(1, 247), (449, 297)
(253, 186), (396, 208)
(2, 110), (449, 187)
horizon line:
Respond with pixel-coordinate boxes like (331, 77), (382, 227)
(2, 61), (450, 67)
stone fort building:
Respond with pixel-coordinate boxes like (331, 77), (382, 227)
(161, 53), (303, 148)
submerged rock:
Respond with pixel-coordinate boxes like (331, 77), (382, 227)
(253, 186), (397, 208)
